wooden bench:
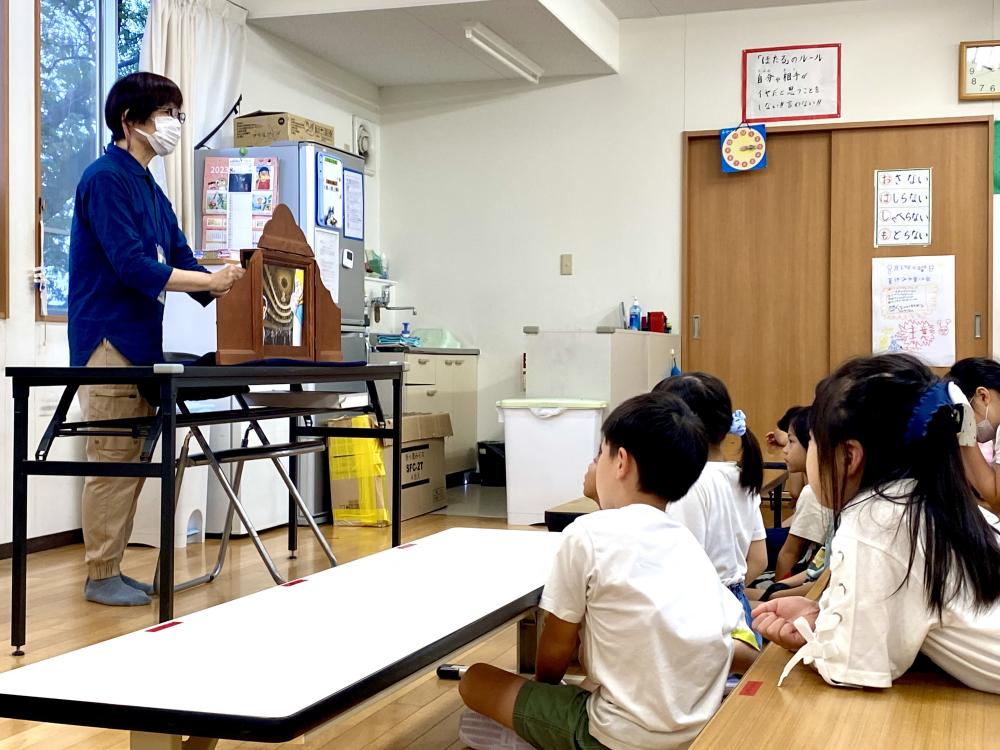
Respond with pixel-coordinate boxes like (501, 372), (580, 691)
(692, 570), (1000, 748)
(0, 528), (562, 749)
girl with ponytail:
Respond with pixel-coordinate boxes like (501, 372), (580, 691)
(753, 354), (1000, 692)
(654, 373), (767, 642)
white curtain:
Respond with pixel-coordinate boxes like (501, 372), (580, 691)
(140, 0), (247, 240)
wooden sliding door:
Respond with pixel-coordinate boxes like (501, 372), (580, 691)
(829, 121), (992, 366)
(684, 131), (832, 437)
(684, 116), (993, 441)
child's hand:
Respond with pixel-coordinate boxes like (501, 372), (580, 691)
(765, 430), (787, 448)
(751, 597), (820, 651)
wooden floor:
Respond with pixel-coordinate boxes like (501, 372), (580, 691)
(0, 513), (530, 749)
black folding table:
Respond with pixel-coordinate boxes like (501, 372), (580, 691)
(6, 362), (405, 654)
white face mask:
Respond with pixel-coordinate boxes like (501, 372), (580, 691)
(977, 399), (997, 443)
(134, 116), (182, 157)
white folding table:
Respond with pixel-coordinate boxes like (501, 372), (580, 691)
(0, 528), (562, 749)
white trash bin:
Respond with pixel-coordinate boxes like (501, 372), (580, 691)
(497, 399), (607, 525)
(129, 428), (209, 548)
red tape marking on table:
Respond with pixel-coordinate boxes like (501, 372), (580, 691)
(282, 578), (307, 587)
(146, 621), (182, 633)
(739, 680), (763, 696)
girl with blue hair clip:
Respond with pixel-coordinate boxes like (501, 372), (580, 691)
(753, 353), (1000, 693)
(654, 372), (767, 644)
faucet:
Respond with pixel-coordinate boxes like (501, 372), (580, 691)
(371, 299), (416, 323)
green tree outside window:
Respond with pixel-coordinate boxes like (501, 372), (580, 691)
(39, 0), (148, 316)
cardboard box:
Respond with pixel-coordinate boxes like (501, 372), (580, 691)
(328, 413), (453, 522)
(235, 110), (335, 149)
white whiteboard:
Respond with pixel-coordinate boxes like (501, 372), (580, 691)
(743, 44), (840, 122)
(874, 169), (932, 247)
(872, 255), (955, 367)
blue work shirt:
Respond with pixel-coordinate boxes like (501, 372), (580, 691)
(68, 143), (211, 366)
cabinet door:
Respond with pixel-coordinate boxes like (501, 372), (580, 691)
(405, 354), (437, 386)
(443, 356), (478, 474)
(404, 382), (452, 418)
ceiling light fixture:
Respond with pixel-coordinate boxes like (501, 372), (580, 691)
(463, 22), (543, 84)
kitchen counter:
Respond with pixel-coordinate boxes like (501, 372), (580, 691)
(373, 346), (480, 356)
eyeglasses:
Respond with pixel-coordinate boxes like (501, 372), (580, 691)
(156, 107), (187, 124)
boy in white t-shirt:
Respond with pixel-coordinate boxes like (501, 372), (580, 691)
(458, 392), (750, 750)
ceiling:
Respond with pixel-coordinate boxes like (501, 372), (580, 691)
(601, 0), (856, 19)
(250, 0), (616, 88)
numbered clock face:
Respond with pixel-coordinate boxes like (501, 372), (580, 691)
(962, 42), (1000, 99)
(722, 127), (766, 171)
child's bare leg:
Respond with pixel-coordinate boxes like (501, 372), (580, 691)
(459, 663), (529, 730)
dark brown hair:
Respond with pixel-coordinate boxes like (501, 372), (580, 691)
(105, 72), (182, 142)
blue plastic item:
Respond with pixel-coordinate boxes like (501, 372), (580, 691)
(628, 297), (641, 331)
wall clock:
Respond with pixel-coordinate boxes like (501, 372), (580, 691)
(720, 124), (767, 173)
(960, 40), (1000, 100)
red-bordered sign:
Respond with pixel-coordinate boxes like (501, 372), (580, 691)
(742, 43), (841, 123)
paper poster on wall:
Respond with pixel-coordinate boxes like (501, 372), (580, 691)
(743, 43), (841, 123)
(343, 168), (365, 241)
(316, 153), (344, 230)
(201, 157), (277, 251)
(314, 228), (341, 301)
(874, 168), (931, 247)
(872, 255), (955, 367)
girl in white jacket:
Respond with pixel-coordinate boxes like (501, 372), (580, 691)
(752, 353), (1000, 692)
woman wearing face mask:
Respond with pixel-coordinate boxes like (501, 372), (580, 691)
(68, 72), (244, 607)
(947, 357), (1000, 515)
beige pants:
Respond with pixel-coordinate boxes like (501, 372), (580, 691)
(80, 340), (155, 580)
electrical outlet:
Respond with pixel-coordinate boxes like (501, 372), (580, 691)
(560, 253), (573, 276)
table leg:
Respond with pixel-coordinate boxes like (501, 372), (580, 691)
(158, 380), (177, 623)
(11, 383), (29, 655)
(517, 608), (540, 675)
(288, 416), (299, 559)
(130, 732), (218, 750)
(391, 376), (403, 547)
(771, 481), (785, 528)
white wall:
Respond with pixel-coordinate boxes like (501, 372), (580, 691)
(380, 0), (1000, 440)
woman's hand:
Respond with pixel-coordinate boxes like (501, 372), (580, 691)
(751, 596), (820, 651)
(209, 264), (245, 294)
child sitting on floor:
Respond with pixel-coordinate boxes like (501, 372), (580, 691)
(753, 354), (1000, 692)
(767, 407), (832, 586)
(654, 373), (767, 643)
(458, 392), (754, 750)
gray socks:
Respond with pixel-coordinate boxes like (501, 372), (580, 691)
(84, 576), (151, 606)
(120, 574), (155, 595)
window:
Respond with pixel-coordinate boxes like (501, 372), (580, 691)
(37, 0), (149, 319)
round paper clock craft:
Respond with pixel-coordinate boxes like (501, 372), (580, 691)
(720, 124), (767, 172)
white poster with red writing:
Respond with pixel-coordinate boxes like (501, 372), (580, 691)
(872, 255), (955, 367)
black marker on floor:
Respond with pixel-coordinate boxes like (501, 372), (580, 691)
(436, 664), (468, 680)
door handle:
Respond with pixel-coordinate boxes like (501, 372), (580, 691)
(417, 358), (430, 365)
(975, 313), (983, 339)
(427, 389), (438, 396)
(692, 315), (701, 340)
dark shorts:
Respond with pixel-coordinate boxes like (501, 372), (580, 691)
(513, 680), (609, 750)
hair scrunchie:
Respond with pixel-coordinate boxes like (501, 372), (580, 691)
(730, 409), (747, 437)
(904, 380), (961, 445)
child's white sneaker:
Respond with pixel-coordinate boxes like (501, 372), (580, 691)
(458, 709), (535, 750)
